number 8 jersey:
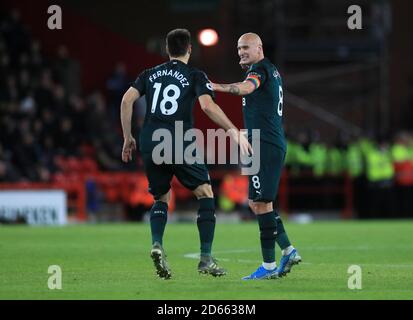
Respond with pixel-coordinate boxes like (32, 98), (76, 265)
(243, 57), (286, 152)
(132, 59), (214, 153)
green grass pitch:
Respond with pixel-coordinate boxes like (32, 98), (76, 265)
(1, 220), (413, 300)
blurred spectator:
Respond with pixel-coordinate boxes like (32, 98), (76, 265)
(0, 159), (20, 182)
(87, 91), (123, 170)
(1, 9), (30, 62)
(55, 117), (79, 156)
(106, 62), (130, 121)
(345, 136), (365, 215)
(68, 94), (88, 137)
(364, 141), (395, 218)
(28, 40), (46, 77)
(39, 136), (57, 173)
(0, 143), (20, 182)
(12, 132), (42, 180)
(391, 132), (413, 217)
(52, 45), (80, 96)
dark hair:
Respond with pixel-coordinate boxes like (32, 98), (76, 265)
(166, 29), (191, 57)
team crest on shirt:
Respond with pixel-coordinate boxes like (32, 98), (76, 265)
(273, 70), (280, 79)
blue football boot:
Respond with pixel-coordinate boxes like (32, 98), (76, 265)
(242, 265), (278, 280)
(277, 248), (301, 277)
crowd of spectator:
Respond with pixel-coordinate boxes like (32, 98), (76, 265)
(283, 129), (413, 218)
(0, 10), (136, 183)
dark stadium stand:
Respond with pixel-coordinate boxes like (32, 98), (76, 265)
(1, 6), (413, 221)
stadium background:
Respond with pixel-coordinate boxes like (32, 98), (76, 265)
(1, 0), (413, 301)
(1, 0), (413, 222)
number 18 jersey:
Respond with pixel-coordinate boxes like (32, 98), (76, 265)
(132, 59), (214, 153)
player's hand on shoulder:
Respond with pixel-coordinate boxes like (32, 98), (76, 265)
(122, 135), (137, 163)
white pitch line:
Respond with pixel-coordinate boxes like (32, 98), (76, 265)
(297, 245), (413, 251)
(183, 249), (413, 268)
(184, 249), (258, 263)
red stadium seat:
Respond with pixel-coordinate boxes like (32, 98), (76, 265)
(81, 158), (98, 173)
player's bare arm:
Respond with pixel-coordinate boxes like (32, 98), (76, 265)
(210, 81), (256, 96)
(120, 86), (140, 162)
(198, 94), (252, 155)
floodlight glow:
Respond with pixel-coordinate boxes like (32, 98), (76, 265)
(198, 29), (219, 46)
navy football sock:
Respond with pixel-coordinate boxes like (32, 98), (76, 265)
(257, 211), (277, 263)
(197, 198), (216, 257)
(150, 201), (168, 245)
(274, 209), (291, 250)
